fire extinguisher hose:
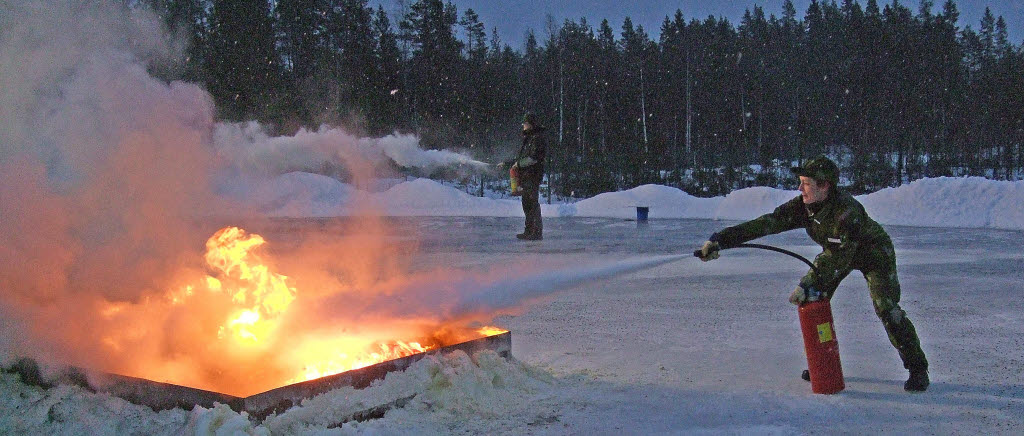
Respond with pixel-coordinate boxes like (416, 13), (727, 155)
(693, 243), (818, 274)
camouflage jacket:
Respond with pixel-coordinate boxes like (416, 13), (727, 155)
(711, 189), (892, 291)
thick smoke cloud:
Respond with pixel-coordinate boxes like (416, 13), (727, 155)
(0, 0), (217, 303)
(0, 0), (221, 372)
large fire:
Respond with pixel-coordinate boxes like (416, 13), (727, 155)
(94, 226), (506, 396)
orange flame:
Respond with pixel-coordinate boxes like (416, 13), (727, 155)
(91, 225), (506, 396)
(288, 326), (506, 383)
(477, 326), (508, 336)
(289, 340), (433, 383)
(198, 227), (297, 343)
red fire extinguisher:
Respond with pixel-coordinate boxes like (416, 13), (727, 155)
(694, 243), (845, 394)
(798, 298), (845, 394)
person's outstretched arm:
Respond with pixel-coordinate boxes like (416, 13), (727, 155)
(711, 195), (806, 249)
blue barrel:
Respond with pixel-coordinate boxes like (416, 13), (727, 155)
(636, 206), (649, 221)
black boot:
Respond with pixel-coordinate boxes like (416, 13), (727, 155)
(879, 306), (929, 392)
(801, 369), (811, 382)
(517, 232), (541, 240)
(904, 369), (929, 392)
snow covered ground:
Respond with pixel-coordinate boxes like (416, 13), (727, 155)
(4, 211), (1023, 434)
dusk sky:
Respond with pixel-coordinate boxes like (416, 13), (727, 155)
(370, 0), (1024, 48)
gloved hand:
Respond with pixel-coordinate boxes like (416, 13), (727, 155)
(698, 240), (720, 262)
(788, 285), (820, 305)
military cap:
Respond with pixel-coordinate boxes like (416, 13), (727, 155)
(791, 155), (839, 186)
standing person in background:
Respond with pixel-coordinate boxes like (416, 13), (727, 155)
(512, 112), (547, 240)
(696, 155), (930, 392)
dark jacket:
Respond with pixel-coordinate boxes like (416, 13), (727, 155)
(516, 126), (547, 171)
(711, 189), (892, 291)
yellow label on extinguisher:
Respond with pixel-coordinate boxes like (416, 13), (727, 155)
(817, 322), (834, 343)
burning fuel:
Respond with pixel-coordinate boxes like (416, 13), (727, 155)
(94, 222), (658, 397)
(200, 227), (296, 343)
(85, 225), (510, 396)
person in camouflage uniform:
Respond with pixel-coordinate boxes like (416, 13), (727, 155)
(696, 155), (929, 392)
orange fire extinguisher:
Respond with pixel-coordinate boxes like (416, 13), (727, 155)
(694, 242), (845, 394)
(509, 165), (522, 196)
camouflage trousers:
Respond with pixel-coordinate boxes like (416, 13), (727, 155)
(818, 242), (929, 372)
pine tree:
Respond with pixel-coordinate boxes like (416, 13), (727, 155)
(399, 0), (464, 142)
(276, 0), (327, 127)
(459, 8), (486, 59)
(277, 0), (325, 81)
(459, 8), (488, 150)
(326, 0), (377, 126)
(207, 0), (282, 123)
(372, 6), (403, 132)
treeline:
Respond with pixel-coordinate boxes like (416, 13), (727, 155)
(144, 0), (1023, 196)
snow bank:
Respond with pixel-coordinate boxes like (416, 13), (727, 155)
(251, 172), (357, 217)
(375, 178), (522, 217)
(251, 174), (1024, 230)
(859, 176), (1024, 230)
(570, 184), (720, 219)
(263, 350), (551, 434)
(0, 372), (190, 435)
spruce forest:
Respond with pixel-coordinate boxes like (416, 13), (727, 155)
(145, 0), (1023, 197)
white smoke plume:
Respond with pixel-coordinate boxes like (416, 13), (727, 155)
(213, 122), (488, 180)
